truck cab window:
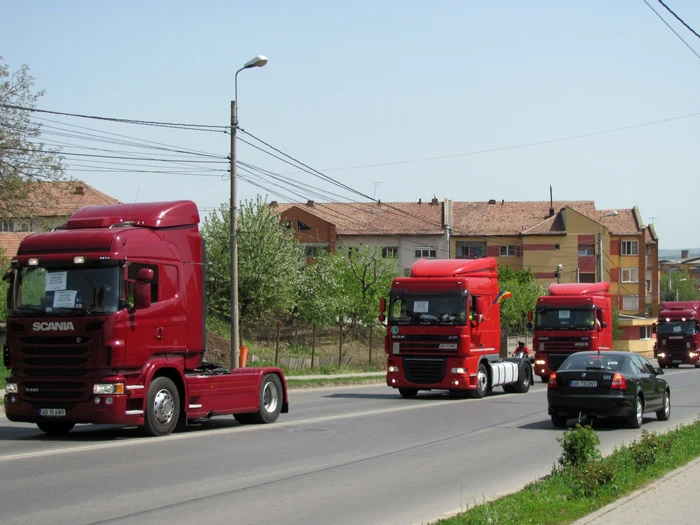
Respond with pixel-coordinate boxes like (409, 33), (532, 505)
(125, 263), (159, 304)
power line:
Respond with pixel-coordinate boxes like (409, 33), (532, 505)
(656, 0), (700, 40)
(643, 0), (700, 61)
(0, 104), (228, 132)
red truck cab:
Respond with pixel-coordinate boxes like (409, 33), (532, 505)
(382, 257), (531, 398)
(3, 200), (288, 436)
(531, 282), (612, 382)
(654, 301), (700, 368)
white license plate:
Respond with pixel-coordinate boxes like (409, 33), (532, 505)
(570, 380), (598, 388)
(39, 408), (66, 417)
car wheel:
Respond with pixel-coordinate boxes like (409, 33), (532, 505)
(627, 395), (644, 429)
(656, 390), (671, 421)
(399, 388), (418, 398)
(551, 414), (568, 428)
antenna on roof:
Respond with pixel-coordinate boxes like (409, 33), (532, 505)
(372, 181), (384, 199)
(549, 185), (555, 217)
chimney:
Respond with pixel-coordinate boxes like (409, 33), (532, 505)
(418, 198), (422, 204)
(501, 199), (504, 205)
(430, 197), (438, 205)
(549, 185), (555, 217)
(681, 249), (690, 259)
(306, 200), (314, 207)
(488, 199), (496, 205)
(74, 185), (85, 195)
(270, 200), (278, 207)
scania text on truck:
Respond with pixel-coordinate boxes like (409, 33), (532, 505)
(654, 301), (700, 368)
(379, 257), (532, 398)
(2, 200), (289, 436)
(530, 282), (612, 383)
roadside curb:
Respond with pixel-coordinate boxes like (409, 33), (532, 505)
(571, 456), (700, 525)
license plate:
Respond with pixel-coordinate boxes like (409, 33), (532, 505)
(673, 360), (682, 363)
(570, 380), (598, 388)
(39, 408), (66, 417)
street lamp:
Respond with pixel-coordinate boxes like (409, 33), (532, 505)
(230, 54), (268, 369)
(597, 210), (618, 282)
(675, 278), (687, 301)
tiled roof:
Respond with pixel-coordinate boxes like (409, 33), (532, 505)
(600, 209), (643, 236)
(3, 181), (120, 218)
(451, 201), (597, 236)
(273, 201), (445, 235)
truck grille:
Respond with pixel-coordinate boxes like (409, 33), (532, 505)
(391, 335), (459, 355)
(541, 338), (590, 352)
(548, 354), (571, 371)
(15, 334), (94, 402)
(660, 338), (688, 359)
(403, 357), (446, 384)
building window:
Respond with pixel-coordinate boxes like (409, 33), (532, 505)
(1, 219), (35, 233)
(639, 326), (652, 340)
(455, 242), (485, 259)
(646, 244), (653, 256)
(382, 247), (398, 258)
(623, 295), (639, 311)
(499, 245), (516, 257)
(579, 273), (595, 283)
(646, 279), (652, 294)
(621, 240), (639, 255)
(415, 248), (437, 258)
(578, 245), (595, 256)
(621, 268), (639, 283)
(296, 220), (311, 231)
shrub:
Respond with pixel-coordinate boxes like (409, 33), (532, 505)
(557, 422), (601, 468)
(568, 459), (617, 498)
(629, 430), (672, 470)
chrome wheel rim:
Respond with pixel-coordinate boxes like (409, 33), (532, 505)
(636, 398), (643, 425)
(477, 368), (488, 392)
(263, 381), (279, 413)
(153, 389), (175, 425)
(664, 393), (671, 418)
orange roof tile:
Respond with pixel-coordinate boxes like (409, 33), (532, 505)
(2, 181), (121, 218)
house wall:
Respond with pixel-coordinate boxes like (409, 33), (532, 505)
(277, 206), (337, 251)
(337, 234), (448, 271)
(609, 234), (646, 315)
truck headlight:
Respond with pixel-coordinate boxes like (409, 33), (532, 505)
(535, 359), (546, 365)
(93, 383), (124, 395)
(657, 352), (666, 358)
(387, 366), (399, 373)
(451, 367), (467, 374)
(689, 352), (698, 358)
(5, 382), (18, 394)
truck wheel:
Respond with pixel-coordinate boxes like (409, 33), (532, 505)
(143, 376), (180, 436)
(656, 390), (671, 421)
(234, 413), (255, 424)
(249, 374), (283, 424)
(512, 361), (532, 394)
(37, 421), (75, 435)
(502, 384), (515, 393)
(627, 395), (644, 429)
(399, 388), (418, 398)
(470, 363), (489, 399)
(551, 414), (568, 428)
(540, 375), (550, 384)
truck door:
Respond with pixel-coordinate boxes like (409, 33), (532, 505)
(122, 262), (165, 366)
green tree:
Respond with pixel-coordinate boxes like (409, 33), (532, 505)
(497, 266), (546, 334)
(660, 271), (698, 302)
(201, 197), (304, 328)
(611, 305), (623, 340)
(1, 57), (65, 217)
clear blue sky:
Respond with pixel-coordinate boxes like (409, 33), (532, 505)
(3, 1), (699, 249)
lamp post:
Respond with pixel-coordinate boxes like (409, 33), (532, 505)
(675, 278), (687, 301)
(597, 210), (618, 282)
(230, 54), (268, 369)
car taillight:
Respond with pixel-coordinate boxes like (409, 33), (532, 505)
(611, 372), (627, 390)
(548, 373), (557, 389)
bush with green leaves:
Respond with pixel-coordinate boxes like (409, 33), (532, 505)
(557, 422), (601, 468)
(629, 430), (672, 470)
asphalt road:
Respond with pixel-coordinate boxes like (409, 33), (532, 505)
(1, 367), (699, 525)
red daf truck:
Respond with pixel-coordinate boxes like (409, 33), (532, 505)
(530, 282), (613, 382)
(654, 301), (700, 368)
(379, 257), (532, 398)
(2, 200), (288, 436)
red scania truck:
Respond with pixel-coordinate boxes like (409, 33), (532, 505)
(380, 257), (532, 398)
(531, 282), (613, 382)
(654, 301), (700, 368)
(2, 200), (288, 436)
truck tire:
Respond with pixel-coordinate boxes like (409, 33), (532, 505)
(656, 390), (671, 421)
(249, 374), (283, 424)
(551, 414), (568, 428)
(37, 421), (75, 435)
(470, 363), (489, 399)
(234, 413), (255, 424)
(627, 395), (644, 429)
(540, 375), (550, 384)
(511, 360), (532, 394)
(399, 388), (418, 398)
(143, 376), (180, 436)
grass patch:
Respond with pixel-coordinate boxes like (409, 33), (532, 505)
(0, 362), (8, 390)
(287, 377), (385, 389)
(433, 420), (700, 525)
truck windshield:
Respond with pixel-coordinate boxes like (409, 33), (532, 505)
(657, 320), (697, 335)
(535, 308), (596, 330)
(388, 293), (466, 326)
(12, 266), (122, 315)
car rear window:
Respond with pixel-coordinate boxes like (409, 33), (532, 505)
(560, 354), (624, 371)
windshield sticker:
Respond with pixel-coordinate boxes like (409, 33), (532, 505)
(45, 271), (68, 291)
(673, 325), (682, 333)
(558, 310), (571, 319)
(53, 290), (78, 308)
(414, 301), (429, 313)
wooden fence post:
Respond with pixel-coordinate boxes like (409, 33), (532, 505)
(275, 320), (281, 366)
(311, 322), (316, 369)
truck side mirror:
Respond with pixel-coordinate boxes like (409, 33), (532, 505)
(378, 313), (386, 324)
(527, 310), (533, 322)
(526, 321), (533, 331)
(133, 268), (154, 309)
(475, 297), (486, 317)
(379, 297), (386, 314)
(600, 321), (607, 329)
